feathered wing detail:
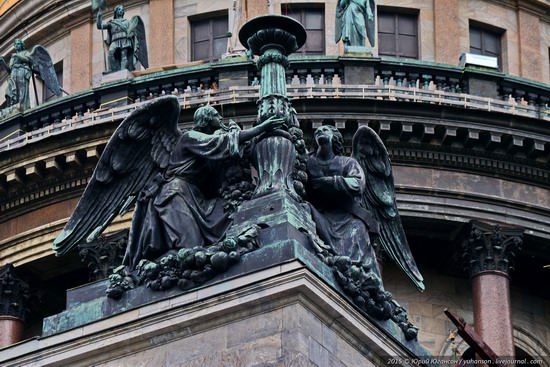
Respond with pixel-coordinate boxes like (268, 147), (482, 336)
(334, 0), (345, 43)
(30, 45), (62, 97)
(352, 126), (425, 291)
(366, 0), (376, 47)
(131, 16), (149, 69)
(52, 95), (182, 256)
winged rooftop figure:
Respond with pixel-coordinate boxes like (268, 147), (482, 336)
(0, 39), (62, 109)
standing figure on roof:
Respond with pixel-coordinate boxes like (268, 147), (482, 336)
(0, 39), (62, 110)
(96, 5), (149, 73)
(335, 0), (376, 49)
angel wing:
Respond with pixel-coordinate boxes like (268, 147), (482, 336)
(130, 16), (149, 69)
(352, 126), (425, 291)
(52, 95), (182, 256)
(29, 45), (62, 98)
(366, 0), (376, 47)
(334, 0), (346, 43)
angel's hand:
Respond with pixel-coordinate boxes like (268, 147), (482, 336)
(310, 177), (334, 190)
(258, 116), (284, 133)
(227, 119), (240, 131)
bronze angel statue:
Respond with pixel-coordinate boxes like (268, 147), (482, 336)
(335, 0), (376, 49)
(304, 124), (423, 339)
(306, 124), (424, 290)
(96, 5), (148, 73)
(52, 96), (282, 269)
(0, 39), (62, 110)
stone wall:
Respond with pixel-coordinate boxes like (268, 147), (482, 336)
(386, 263), (550, 359)
(0, 262), (417, 366)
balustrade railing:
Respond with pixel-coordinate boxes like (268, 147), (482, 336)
(1, 57), (548, 152)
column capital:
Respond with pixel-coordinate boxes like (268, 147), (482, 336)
(0, 264), (29, 322)
(462, 220), (523, 277)
(79, 229), (128, 281)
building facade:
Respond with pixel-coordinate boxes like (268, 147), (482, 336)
(0, 0), (549, 364)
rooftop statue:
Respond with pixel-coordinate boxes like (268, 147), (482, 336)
(96, 5), (148, 73)
(0, 39), (62, 110)
(335, 0), (376, 49)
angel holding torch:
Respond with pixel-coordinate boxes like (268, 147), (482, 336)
(52, 97), (284, 270)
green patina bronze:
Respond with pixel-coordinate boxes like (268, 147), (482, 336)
(335, 0), (376, 50)
(0, 39), (62, 110)
(96, 4), (148, 74)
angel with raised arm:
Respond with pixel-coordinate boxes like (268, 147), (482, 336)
(96, 5), (148, 73)
(304, 124), (423, 340)
(0, 39), (62, 109)
(52, 96), (282, 271)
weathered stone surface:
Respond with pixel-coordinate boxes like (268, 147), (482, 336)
(8, 241), (430, 366)
(149, 0), (175, 68)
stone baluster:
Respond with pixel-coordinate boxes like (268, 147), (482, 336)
(421, 74), (432, 90)
(395, 71), (406, 87)
(324, 68), (335, 85)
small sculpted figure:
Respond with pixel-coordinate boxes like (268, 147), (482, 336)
(52, 96), (282, 270)
(335, 0), (376, 49)
(0, 39), (62, 109)
(96, 5), (148, 73)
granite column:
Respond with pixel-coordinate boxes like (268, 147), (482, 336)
(462, 220), (523, 360)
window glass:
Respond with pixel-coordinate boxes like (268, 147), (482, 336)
(286, 7), (325, 55)
(191, 16), (228, 62)
(378, 11), (418, 59)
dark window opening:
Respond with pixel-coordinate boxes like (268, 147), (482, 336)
(469, 23), (503, 70)
(378, 10), (418, 59)
(284, 6), (325, 55)
(191, 15), (229, 62)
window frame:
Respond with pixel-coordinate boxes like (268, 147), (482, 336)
(190, 14), (229, 63)
(377, 8), (419, 59)
(468, 21), (504, 71)
(282, 5), (325, 56)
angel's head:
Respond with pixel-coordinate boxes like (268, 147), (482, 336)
(114, 5), (125, 18)
(193, 105), (221, 132)
(313, 125), (344, 155)
(13, 39), (25, 52)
